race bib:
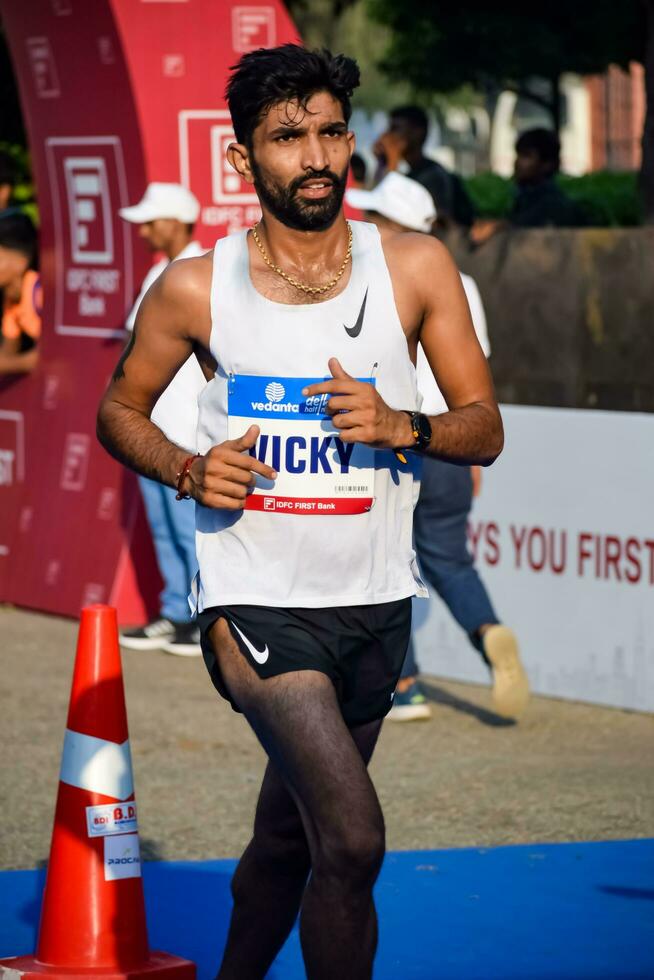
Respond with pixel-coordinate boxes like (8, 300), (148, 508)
(228, 374), (375, 515)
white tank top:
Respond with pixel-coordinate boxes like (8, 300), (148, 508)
(193, 220), (428, 610)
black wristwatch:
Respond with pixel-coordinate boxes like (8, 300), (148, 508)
(403, 410), (432, 452)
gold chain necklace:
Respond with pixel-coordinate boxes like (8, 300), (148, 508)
(251, 222), (353, 296)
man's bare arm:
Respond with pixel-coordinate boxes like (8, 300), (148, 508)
(97, 259), (203, 486)
(97, 255), (277, 508)
(416, 237), (503, 465)
(424, 401), (501, 465)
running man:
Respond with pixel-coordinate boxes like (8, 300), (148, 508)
(97, 45), (503, 980)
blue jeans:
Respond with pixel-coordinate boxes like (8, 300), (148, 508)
(139, 476), (198, 623)
(402, 457), (499, 679)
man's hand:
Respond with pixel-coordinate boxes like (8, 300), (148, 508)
(302, 358), (412, 450)
(469, 219), (505, 246)
(186, 425), (277, 510)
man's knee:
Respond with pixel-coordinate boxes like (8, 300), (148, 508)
(315, 815), (386, 888)
(246, 813), (311, 881)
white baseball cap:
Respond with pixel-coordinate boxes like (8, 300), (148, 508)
(118, 182), (200, 224)
(346, 171), (436, 232)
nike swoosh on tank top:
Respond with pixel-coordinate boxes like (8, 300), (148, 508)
(192, 220), (428, 610)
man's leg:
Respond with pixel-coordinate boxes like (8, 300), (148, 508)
(414, 459), (499, 640)
(209, 618), (385, 980)
(389, 459), (493, 720)
(216, 760), (311, 979)
(414, 458), (528, 718)
(160, 478), (199, 600)
(158, 482), (201, 653)
(387, 637), (431, 721)
(219, 721), (382, 979)
(138, 475), (193, 623)
(120, 477), (194, 649)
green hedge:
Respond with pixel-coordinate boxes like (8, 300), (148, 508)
(0, 141), (38, 224)
(464, 171), (642, 227)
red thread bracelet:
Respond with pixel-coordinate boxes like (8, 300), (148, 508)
(175, 454), (202, 500)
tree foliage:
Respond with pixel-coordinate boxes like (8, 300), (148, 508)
(285, 0), (415, 109)
(368, 2), (645, 114)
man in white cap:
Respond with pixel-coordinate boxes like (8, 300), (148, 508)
(347, 172), (529, 721)
(118, 183), (206, 655)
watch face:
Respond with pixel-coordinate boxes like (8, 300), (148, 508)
(416, 414), (431, 442)
(414, 413), (432, 445)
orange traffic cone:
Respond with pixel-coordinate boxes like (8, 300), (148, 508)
(0, 605), (195, 979)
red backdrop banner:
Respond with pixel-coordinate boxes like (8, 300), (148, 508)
(0, 0), (299, 622)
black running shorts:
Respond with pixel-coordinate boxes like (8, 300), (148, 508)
(197, 599), (412, 728)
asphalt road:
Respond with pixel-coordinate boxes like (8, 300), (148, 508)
(2, 607), (652, 870)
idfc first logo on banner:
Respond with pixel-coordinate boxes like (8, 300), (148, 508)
(45, 137), (133, 338)
(179, 109), (262, 237)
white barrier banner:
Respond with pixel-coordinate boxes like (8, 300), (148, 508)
(412, 406), (654, 712)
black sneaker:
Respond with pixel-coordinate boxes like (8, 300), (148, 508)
(161, 622), (202, 657)
(120, 617), (176, 650)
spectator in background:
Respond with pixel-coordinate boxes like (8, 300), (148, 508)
(349, 151), (367, 188)
(373, 105), (475, 228)
(346, 172), (529, 722)
(471, 128), (587, 244)
(117, 183), (206, 656)
(0, 212), (41, 375)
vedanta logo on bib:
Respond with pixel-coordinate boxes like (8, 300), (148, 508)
(252, 380), (300, 413)
(265, 382), (285, 402)
(250, 399), (301, 413)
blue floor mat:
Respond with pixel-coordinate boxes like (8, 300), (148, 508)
(1, 839), (653, 979)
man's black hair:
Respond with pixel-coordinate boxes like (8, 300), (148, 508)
(390, 105), (429, 135)
(0, 212), (38, 264)
(0, 150), (16, 188)
(516, 128), (561, 170)
(226, 44), (360, 146)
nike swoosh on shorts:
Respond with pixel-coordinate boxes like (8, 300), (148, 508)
(230, 620), (270, 665)
(344, 287), (368, 338)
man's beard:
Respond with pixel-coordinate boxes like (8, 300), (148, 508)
(250, 158), (348, 232)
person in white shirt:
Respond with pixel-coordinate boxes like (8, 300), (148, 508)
(118, 183), (206, 655)
(346, 172), (529, 721)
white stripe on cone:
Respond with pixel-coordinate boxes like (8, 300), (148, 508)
(59, 729), (134, 800)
